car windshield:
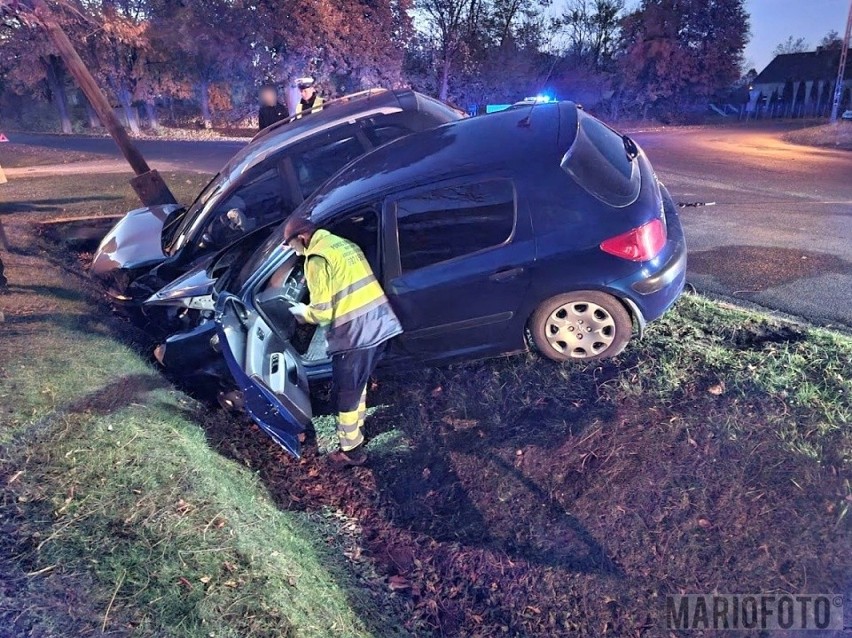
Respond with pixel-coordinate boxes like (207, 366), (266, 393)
(164, 158), (243, 252)
(161, 172), (222, 247)
(224, 219), (290, 293)
(560, 111), (641, 208)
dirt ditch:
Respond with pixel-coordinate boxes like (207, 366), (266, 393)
(6, 221), (848, 637)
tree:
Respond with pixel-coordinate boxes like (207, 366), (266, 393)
(555, 0), (624, 70)
(146, 0), (247, 128)
(818, 29), (842, 50)
(417, 0), (476, 100)
(0, 10), (75, 133)
(773, 35), (808, 56)
(618, 0), (749, 118)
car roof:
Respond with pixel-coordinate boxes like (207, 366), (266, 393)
(216, 88), (464, 189)
(305, 102), (578, 222)
(252, 88), (394, 142)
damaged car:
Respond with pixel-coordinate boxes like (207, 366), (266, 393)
(151, 101), (687, 457)
(90, 89), (464, 306)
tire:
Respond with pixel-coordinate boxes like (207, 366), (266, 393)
(529, 291), (632, 362)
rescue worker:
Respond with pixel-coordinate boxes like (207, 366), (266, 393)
(295, 77), (323, 116)
(282, 216), (402, 467)
(258, 84), (289, 131)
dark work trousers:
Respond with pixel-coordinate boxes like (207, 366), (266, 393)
(331, 341), (387, 452)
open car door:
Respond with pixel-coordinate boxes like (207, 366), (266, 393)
(215, 292), (312, 457)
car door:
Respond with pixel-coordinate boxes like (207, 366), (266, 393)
(215, 289), (312, 457)
(382, 176), (535, 363)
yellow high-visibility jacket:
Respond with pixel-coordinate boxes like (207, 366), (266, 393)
(303, 229), (402, 354)
(295, 95), (324, 116)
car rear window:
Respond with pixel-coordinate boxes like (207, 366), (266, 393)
(395, 179), (515, 272)
(560, 111), (641, 208)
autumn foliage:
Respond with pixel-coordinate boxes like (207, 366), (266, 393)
(0, 0), (752, 131)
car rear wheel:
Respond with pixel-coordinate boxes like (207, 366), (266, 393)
(530, 291), (632, 362)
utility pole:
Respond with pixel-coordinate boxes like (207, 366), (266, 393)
(29, 0), (177, 206)
(830, 0), (852, 123)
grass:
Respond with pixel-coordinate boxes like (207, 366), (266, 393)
(1, 165), (850, 636)
(783, 121), (852, 151)
(0, 171), (212, 224)
(0, 297), (408, 638)
(0, 174), (408, 637)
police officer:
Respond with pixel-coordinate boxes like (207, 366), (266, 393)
(295, 77), (324, 116)
(258, 84), (289, 131)
(282, 216), (402, 466)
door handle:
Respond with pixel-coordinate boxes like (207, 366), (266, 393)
(489, 267), (525, 282)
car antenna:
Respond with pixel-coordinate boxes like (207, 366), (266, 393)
(518, 56), (559, 128)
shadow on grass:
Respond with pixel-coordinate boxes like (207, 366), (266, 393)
(365, 374), (622, 574)
(66, 373), (169, 417)
(0, 195), (122, 216)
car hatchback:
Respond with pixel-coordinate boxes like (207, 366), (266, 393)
(89, 89), (464, 304)
(202, 101), (687, 456)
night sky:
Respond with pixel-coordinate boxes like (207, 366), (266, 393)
(744, 0), (850, 71)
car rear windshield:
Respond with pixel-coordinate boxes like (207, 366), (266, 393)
(560, 111), (640, 208)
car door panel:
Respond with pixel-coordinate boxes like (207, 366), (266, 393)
(383, 178), (535, 362)
(216, 293), (311, 457)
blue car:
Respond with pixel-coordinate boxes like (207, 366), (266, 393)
(153, 101), (686, 456)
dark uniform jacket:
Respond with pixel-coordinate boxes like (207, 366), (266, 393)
(258, 103), (289, 130)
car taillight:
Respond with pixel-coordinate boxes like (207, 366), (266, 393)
(600, 218), (667, 261)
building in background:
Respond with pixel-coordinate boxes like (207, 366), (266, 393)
(750, 48), (851, 118)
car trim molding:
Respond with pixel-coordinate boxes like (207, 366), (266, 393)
(406, 311), (514, 340)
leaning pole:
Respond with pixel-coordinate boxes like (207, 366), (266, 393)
(830, 0), (852, 123)
(30, 0), (177, 206)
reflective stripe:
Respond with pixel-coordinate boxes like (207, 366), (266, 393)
(339, 410), (360, 430)
(304, 229), (402, 353)
(339, 430), (364, 451)
(332, 296), (385, 330)
(339, 424), (362, 438)
(331, 273), (377, 305)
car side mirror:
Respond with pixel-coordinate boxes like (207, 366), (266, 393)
(199, 232), (214, 248)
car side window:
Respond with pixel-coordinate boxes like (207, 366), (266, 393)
(327, 207), (381, 274)
(198, 160), (289, 249)
(292, 127), (367, 198)
(361, 111), (444, 148)
(395, 179), (516, 273)
(363, 124), (411, 147)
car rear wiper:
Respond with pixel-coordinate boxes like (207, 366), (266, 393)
(622, 135), (639, 161)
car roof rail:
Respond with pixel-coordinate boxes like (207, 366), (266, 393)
(253, 88), (390, 141)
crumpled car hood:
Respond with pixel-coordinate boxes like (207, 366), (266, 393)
(90, 204), (180, 276)
(144, 257), (216, 307)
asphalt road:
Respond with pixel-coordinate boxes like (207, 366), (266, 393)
(4, 131), (245, 174)
(633, 126), (851, 328)
(5, 127), (851, 326)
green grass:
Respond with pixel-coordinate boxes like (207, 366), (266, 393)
(0, 172), (406, 636)
(1, 165), (850, 636)
(1, 310), (407, 637)
(606, 295), (851, 460)
(0, 171), (211, 223)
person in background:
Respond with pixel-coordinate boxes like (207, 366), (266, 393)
(295, 77), (323, 116)
(282, 216), (402, 467)
(258, 84), (289, 131)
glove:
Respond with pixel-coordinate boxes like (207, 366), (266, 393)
(289, 302), (309, 324)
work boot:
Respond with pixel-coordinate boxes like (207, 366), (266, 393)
(327, 447), (367, 467)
